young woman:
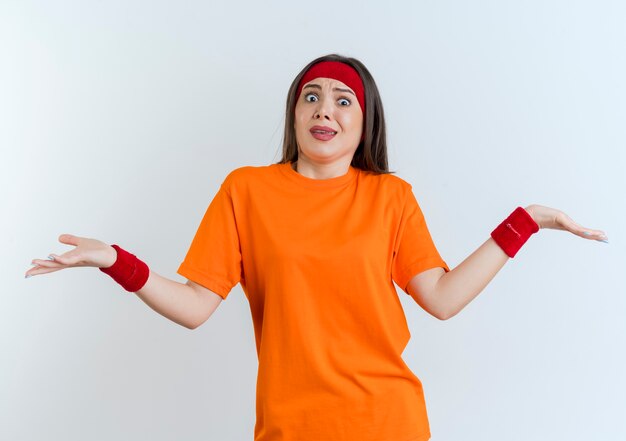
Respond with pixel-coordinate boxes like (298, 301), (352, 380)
(25, 54), (608, 441)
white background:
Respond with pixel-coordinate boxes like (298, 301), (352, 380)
(3, 1), (625, 440)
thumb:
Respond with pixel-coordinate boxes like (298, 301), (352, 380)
(58, 233), (80, 247)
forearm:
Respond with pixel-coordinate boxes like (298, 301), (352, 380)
(431, 204), (541, 320)
(434, 236), (510, 320)
(133, 270), (203, 329)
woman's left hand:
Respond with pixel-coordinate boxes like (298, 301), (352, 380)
(525, 204), (608, 243)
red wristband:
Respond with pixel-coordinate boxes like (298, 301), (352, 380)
(99, 244), (150, 292)
(490, 207), (540, 258)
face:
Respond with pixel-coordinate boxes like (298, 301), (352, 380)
(294, 77), (364, 165)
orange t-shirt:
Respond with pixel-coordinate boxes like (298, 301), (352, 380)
(177, 161), (450, 441)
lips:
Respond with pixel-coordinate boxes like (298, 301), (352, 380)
(310, 125), (337, 141)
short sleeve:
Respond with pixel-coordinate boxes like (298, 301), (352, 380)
(177, 178), (243, 300)
(392, 187), (450, 295)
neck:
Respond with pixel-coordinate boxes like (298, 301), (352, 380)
(292, 157), (352, 180)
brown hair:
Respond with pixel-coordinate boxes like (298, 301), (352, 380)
(276, 54), (393, 175)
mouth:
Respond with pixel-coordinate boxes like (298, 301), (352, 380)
(310, 126), (337, 141)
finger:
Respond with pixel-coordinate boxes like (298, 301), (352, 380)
(559, 212), (587, 231)
(48, 251), (84, 266)
(30, 258), (66, 268)
(581, 230), (609, 241)
(25, 265), (65, 278)
(58, 233), (81, 247)
(53, 235), (85, 265)
(559, 215), (608, 241)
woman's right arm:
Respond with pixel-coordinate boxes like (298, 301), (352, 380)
(25, 234), (223, 330)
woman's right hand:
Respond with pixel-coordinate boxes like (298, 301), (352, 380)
(25, 234), (118, 278)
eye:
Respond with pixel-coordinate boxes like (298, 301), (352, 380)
(338, 98), (351, 106)
(305, 93), (318, 102)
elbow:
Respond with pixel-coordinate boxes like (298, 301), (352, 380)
(186, 316), (209, 330)
(436, 307), (455, 321)
(436, 312), (449, 321)
(184, 320), (199, 330)
(442, 308), (463, 321)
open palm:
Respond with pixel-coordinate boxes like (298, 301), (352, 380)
(525, 204), (608, 243)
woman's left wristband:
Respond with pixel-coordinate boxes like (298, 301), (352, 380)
(490, 206), (540, 258)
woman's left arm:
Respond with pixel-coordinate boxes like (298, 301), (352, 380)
(431, 204), (608, 320)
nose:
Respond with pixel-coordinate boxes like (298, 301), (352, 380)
(313, 96), (333, 121)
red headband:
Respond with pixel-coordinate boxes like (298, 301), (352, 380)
(296, 61), (366, 119)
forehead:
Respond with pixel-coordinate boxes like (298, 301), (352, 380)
(302, 77), (352, 91)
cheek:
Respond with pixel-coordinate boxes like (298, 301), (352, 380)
(342, 112), (363, 134)
(294, 117), (305, 134)
(294, 106), (307, 131)
(294, 116), (307, 143)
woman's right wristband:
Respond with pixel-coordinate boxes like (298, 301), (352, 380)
(99, 244), (150, 292)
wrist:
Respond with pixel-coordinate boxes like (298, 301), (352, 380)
(490, 206), (540, 258)
(99, 244), (150, 292)
(524, 205), (538, 226)
(101, 245), (118, 269)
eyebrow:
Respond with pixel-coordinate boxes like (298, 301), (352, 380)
(303, 83), (355, 96)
